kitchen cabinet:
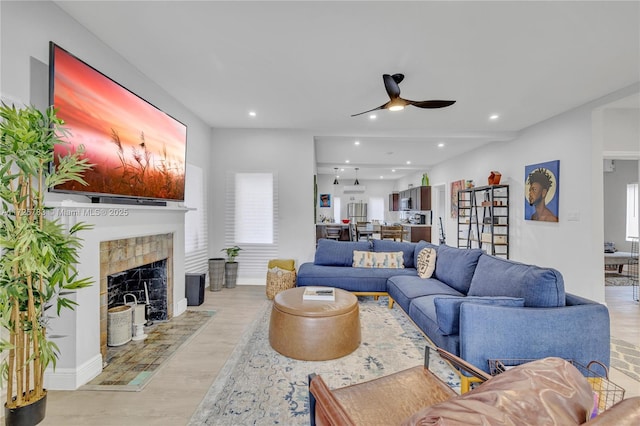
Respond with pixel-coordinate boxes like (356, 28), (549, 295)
(389, 186), (431, 212)
(402, 225), (432, 243)
(414, 186), (431, 210)
(389, 193), (399, 211)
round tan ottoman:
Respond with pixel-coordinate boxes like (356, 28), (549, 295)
(269, 287), (361, 361)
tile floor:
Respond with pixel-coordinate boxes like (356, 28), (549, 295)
(25, 283), (640, 425)
(82, 310), (215, 391)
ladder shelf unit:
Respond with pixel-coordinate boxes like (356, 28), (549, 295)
(457, 184), (509, 258)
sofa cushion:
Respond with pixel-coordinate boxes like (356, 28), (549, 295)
(353, 251), (404, 268)
(314, 239), (372, 266)
(401, 357), (594, 426)
(297, 263), (417, 292)
(416, 248), (436, 278)
(406, 295), (460, 354)
(434, 296), (525, 335)
(433, 245), (483, 294)
(386, 276), (464, 314)
(372, 239), (417, 268)
(468, 254), (565, 307)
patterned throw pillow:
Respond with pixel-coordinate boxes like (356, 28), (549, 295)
(353, 250), (374, 268)
(417, 248), (436, 278)
(353, 251), (405, 268)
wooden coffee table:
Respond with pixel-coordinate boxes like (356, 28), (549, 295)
(268, 287), (361, 361)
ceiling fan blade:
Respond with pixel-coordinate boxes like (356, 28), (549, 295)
(350, 103), (388, 117)
(408, 100), (456, 109)
(391, 73), (404, 84)
(383, 74), (401, 99)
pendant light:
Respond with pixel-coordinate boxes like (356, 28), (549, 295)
(333, 168), (339, 185)
(354, 167), (360, 185)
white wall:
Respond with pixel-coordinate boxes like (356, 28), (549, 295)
(1, 1), (212, 389)
(208, 129), (316, 282)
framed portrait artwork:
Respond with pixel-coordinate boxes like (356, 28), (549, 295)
(450, 179), (465, 218)
(319, 193), (331, 208)
(524, 160), (559, 222)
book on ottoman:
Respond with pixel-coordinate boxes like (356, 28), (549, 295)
(303, 287), (335, 301)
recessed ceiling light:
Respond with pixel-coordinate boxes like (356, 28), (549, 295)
(489, 114), (499, 120)
(437, 142), (445, 148)
(345, 160), (350, 163)
(369, 114), (377, 120)
(249, 111), (256, 117)
(354, 141), (360, 145)
(379, 176), (384, 179)
(340, 168), (345, 172)
(391, 169), (396, 173)
(406, 161), (411, 165)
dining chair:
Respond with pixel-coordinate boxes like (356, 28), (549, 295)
(356, 222), (374, 241)
(380, 225), (405, 241)
(325, 224), (343, 240)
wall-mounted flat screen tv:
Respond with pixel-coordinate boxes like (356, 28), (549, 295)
(49, 42), (187, 203)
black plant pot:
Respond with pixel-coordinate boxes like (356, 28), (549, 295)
(224, 262), (238, 288)
(4, 391), (47, 426)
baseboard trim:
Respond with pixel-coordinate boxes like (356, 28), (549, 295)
(176, 297), (188, 316)
(44, 353), (103, 390)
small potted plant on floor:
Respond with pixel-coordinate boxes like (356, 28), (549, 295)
(0, 103), (94, 425)
(221, 246), (242, 289)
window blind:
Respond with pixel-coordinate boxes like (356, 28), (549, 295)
(184, 164), (208, 273)
(225, 172), (278, 279)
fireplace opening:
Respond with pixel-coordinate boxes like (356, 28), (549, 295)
(108, 259), (168, 322)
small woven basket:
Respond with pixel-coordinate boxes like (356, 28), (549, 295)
(266, 268), (297, 300)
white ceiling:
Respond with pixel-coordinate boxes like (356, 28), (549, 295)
(54, 1), (639, 180)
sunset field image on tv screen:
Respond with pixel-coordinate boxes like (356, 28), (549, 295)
(49, 42), (187, 202)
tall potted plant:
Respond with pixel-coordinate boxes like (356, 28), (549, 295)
(221, 246), (242, 289)
(0, 103), (93, 425)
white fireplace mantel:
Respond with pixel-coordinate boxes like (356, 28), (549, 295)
(43, 199), (189, 391)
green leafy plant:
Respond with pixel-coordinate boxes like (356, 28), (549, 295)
(0, 103), (93, 411)
(221, 245), (242, 263)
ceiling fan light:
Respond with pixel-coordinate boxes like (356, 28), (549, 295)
(388, 105), (405, 112)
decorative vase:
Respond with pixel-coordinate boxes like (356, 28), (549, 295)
(488, 171), (502, 185)
(421, 173), (429, 186)
(4, 391), (47, 426)
(224, 262), (238, 288)
(208, 258), (226, 291)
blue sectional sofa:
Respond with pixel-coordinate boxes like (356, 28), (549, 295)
(297, 239), (611, 374)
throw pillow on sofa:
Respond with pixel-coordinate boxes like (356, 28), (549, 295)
(417, 248), (436, 278)
(434, 296), (525, 335)
(353, 250), (405, 268)
(372, 239), (417, 268)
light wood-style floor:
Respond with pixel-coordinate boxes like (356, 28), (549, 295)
(28, 283), (640, 425)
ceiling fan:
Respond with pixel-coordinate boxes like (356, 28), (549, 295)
(351, 73), (456, 117)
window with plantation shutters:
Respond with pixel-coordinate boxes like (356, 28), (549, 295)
(225, 172), (278, 278)
(184, 164), (208, 273)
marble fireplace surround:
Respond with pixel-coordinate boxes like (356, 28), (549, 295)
(99, 233), (174, 361)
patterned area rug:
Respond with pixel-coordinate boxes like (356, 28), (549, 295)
(82, 309), (215, 391)
(605, 273), (635, 286)
(610, 337), (640, 382)
(189, 298), (460, 425)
